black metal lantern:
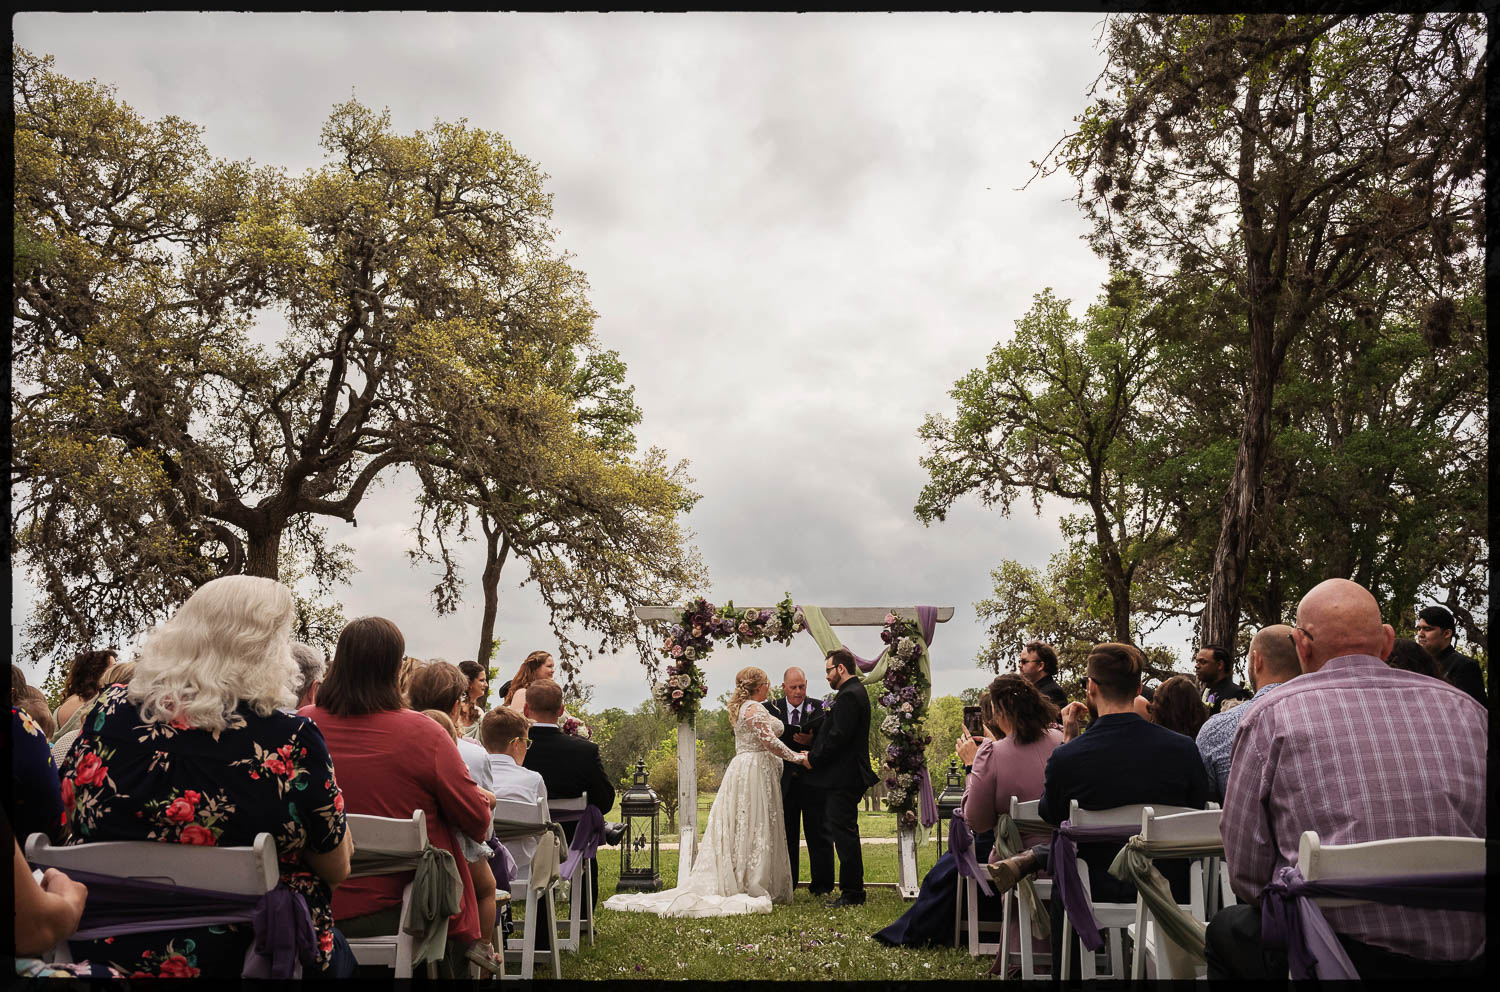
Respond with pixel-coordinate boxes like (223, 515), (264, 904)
(935, 757), (967, 855)
(616, 759), (662, 892)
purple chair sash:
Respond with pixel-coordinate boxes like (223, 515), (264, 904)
(34, 864), (316, 979)
(949, 810), (994, 896)
(1260, 865), (1486, 980)
(1050, 821), (1139, 951)
(557, 805), (604, 881)
(485, 835), (516, 893)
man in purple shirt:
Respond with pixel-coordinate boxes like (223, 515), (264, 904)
(1208, 578), (1487, 980)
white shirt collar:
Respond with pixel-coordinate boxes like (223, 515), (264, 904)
(491, 752), (519, 766)
(531, 722), (559, 729)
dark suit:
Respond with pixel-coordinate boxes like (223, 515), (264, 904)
(1038, 712), (1211, 963)
(765, 696), (831, 891)
(524, 724), (615, 912)
(1435, 645), (1487, 707)
(1200, 675), (1252, 716)
(806, 677), (879, 901)
(1032, 673), (1069, 708)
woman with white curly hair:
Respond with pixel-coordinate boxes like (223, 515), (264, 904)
(57, 575), (356, 978)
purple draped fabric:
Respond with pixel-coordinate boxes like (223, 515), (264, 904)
(557, 805), (604, 881)
(1260, 865), (1486, 980)
(840, 604), (940, 672)
(485, 835), (515, 893)
(948, 810), (994, 896)
(1050, 821), (1139, 951)
(34, 863), (316, 979)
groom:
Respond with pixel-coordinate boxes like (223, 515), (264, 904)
(805, 647), (879, 908)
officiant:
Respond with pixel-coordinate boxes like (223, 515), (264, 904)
(765, 667), (833, 894)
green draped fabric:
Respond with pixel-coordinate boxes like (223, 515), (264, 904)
(349, 844), (462, 966)
(799, 606), (932, 709)
(1106, 835), (1223, 964)
(991, 813), (1051, 940)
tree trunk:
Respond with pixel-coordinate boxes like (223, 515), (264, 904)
(475, 522), (511, 666)
(243, 525), (283, 580)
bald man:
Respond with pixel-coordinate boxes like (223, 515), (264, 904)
(1194, 625), (1299, 801)
(763, 666), (832, 893)
(1208, 579), (1487, 980)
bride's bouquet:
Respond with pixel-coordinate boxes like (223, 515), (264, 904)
(561, 715), (591, 739)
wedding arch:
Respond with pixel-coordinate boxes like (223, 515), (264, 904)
(635, 599), (953, 897)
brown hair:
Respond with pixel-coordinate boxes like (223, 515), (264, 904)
(523, 678), (563, 717)
(62, 649), (116, 702)
(408, 660), (467, 714)
(420, 708), (458, 742)
(1150, 675), (1208, 738)
(316, 617), (405, 717)
(504, 651), (553, 707)
(826, 647), (858, 676)
(12, 664), (29, 704)
(396, 657), (423, 705)
(19, 688), (56, 739)
(481, 706), (530, 753)
(988, 673), (1059, 744)
(1085, 642), (1143, 704)
(1023, 641), (1059, 677)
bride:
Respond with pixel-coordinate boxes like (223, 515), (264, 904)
(604, 666), (808, 917)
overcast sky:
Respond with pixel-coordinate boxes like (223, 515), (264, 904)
(14, 12), (1198, 708)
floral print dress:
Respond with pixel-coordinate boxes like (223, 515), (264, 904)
(58, 685), (347, 978)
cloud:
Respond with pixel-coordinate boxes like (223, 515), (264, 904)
(12, 12), (1133, 707)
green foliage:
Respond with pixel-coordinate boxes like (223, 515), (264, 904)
(922, 695), (965, 784)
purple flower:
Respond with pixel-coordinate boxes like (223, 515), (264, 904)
(880, 630), (893, 644)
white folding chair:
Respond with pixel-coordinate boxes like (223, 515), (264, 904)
(1127, 806), (1219, 980)
(1058, 800), (1196, 981)
(995, 797), (1053, 980)
(548, 793), (595, 951)
(24, 831), (278, 966)
(1292, 830), (1486, 980)
(343, 811), (440, 979)
(493, 795), (561, 980)
(952, 818), (1003, 957)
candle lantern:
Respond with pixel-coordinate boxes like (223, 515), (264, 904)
(615, 759), (662, 891)
(935, 757), (967, 855)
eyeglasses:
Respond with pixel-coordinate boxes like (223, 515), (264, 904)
(1287, 625), (1315, 651)
(509, 738), (532, 750)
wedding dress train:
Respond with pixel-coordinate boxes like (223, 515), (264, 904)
(603, 699), (798, 917)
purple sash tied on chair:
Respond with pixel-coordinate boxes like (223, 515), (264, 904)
(1050, 821), (1139, 951)
(37, 865), (317, 979)
(1260, 865), (1486, 980)
(485, 835), (516, 893)
(949, 810), (994, 896)
(556, 805), (604, 881)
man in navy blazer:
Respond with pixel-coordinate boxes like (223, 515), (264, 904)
(805, 649), (880, 908)
(764, 666), (831, 893)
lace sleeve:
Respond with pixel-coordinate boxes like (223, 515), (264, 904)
(744, 701), (800, 763)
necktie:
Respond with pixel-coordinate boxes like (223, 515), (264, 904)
(790, 705), (799, 727)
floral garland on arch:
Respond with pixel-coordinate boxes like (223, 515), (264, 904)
(656, 593), (806, 722)
(875, 612), (931, 827)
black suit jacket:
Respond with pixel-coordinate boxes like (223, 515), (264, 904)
(523, 725), (615, 827)
(1038, 712), (1211, 902)
(764, 696), (824, 787)
(1201, 675), (1252, 716)
(1033, 674), (1069, 708)
(1436, 646), (1488, 707)
(805, 678), (878, 792)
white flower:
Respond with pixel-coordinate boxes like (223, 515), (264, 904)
(880, 715), (901, 735)
(744, 608), (758, 621)
(685, 647), (696, 660)
(900, 702), (913, 714)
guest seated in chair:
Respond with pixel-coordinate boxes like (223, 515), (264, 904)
(13, 831), (124, 979)
(522, 679), (614, 919)
(11, 701), (63, 845)
(1208, 579), (1487, 980)
(57, 576), (356, 978)
(300, 617), (493, 967)
(873, 675), (1063, 949)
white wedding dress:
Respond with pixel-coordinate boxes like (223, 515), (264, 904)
(603, 699), (797, 917)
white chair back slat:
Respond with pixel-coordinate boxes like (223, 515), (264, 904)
(24, 831), (278, 895)
(1298, 831), (1485, 909)
(1140, 807), (1223, 847)
(343, 810), (434, 980)
(346, 809), (428, 853)
(548, 795), (587, 813)
(1070, 799), (1196, 827)
(494, 795), (550, 828)
(1011, 797), (1042, 821)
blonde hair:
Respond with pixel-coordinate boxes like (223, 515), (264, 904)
(130, 576), (298, 733)
(728, 666), (769, 724)
(397, 656), (424, 705)
(421, 708), (458, 742)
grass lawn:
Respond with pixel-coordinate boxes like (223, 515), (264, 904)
(531, 845), (996, 981)
(602, 794), (908, 843)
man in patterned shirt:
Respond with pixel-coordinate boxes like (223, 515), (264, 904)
(1207, 578), (1487, 980)
(1194, 624), (1299, 801)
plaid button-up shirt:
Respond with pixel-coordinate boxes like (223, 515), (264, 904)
(1195, 680), (1284, 800)
(1220, 654), (1487, 962)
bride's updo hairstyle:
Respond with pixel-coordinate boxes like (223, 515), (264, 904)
(728, 666), (769, 723)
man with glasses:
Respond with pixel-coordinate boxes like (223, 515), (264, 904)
(1017, 641), (1069, 708)
(483, 705), (548, 867)
(1415, 606), (1487, 706)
